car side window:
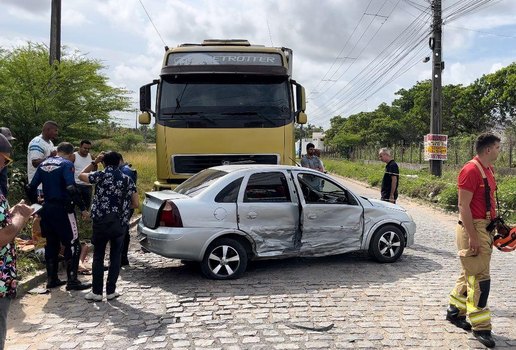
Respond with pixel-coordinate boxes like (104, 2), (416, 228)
(215, 177), (243, 203)
(244, 172), (291, 203)
(297, 173), (355, 205)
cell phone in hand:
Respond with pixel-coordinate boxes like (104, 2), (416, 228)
(30, 203), (43, 215)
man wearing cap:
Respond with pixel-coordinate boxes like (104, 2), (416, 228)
(0, 133), (33, 349)
(0, 128), (15, 197)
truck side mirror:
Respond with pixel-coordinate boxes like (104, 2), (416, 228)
(296, 85), (306, 112)
(297, 111), (307, 124)
(139, 80), (159, 115)
(139, 112), (151, 125)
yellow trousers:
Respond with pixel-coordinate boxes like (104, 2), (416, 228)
(449, 219), (494, 331)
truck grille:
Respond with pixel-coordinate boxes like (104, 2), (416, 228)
(173, 154), (279, 174)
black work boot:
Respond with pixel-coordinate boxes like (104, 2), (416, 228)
(446, 305), (471, 331)
(45, 259), (66, 289)
(65, 259), (91, 291)
(473, 330), (496, 348)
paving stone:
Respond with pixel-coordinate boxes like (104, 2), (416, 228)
(6, 180), (516, 349)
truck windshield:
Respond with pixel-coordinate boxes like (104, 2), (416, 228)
(158, 75), (292, 128)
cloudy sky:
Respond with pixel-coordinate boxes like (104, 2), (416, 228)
(0, 0), (515, 129)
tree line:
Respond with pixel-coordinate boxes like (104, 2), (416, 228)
(0, 42), (153, 159)
(321, 62), (516, 157)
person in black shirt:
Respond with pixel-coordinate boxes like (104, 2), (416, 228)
(379, 148), (399, 204)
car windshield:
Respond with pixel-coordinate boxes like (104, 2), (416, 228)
(174, 169), (228, 197)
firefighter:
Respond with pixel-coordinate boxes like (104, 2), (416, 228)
(446, 132), (501, 348)
(28, 142), (91, 291)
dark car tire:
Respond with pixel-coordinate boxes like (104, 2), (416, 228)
(201, 238), (248, 280)
(369, 225), (405, 263)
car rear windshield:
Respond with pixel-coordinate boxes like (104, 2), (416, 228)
(174, 169), (228, 197)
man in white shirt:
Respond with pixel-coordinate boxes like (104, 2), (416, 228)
(27, 121), (58, 184)
(71, 140), (96, 208)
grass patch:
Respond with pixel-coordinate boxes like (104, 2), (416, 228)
(324, 158), (515, 224)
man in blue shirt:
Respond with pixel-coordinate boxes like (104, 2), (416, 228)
(28, 142), (91, 291)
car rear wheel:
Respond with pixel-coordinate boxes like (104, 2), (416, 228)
(201, 238), (248, 280)
(369, 225), (405, 263)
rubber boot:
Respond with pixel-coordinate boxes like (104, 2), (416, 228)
(45, 259), (66, 289)
(446, 305), (471, 331)
(65, 258), (91, 291)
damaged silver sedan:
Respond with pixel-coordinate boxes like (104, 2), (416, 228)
(137, 165), (416, 279)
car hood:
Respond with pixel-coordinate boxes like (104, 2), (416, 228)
(362, 197), (407, 212)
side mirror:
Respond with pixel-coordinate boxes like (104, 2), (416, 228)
(297, 111), (307, 125)
(139, 80), (158, 114)
(296, 85), (306, 112)
(139, 112), (151, 125)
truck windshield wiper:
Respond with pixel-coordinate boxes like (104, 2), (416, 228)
(162, 111), (198, 116)
(160, 111), (216, 125)
(221, 112), (259, 115)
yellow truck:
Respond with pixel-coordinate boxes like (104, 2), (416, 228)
(139, 39), (307, 189)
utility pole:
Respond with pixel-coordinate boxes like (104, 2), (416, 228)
(49, 0), (61, 65)
(429, 0), (443, 176)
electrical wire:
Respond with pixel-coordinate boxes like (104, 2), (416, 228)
(138, 0), (167, 47)
(309, 0), (375, 97)
(309, 8), (431, 123)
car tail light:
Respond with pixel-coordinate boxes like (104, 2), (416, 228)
(159, 201), (183, 227)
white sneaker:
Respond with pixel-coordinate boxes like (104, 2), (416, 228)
(106, 292), (120, 300)
(84, 291), (102, 301)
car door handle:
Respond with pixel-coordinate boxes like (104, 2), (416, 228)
(247, 211), (257, 219)
(307, 214), (317, 220)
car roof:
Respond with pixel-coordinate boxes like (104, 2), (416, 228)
(210, 164), (315, 174)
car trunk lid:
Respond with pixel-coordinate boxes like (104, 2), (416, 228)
(142, 191), (189, 228)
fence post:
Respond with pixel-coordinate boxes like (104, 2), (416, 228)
(509, 136), (513, 168)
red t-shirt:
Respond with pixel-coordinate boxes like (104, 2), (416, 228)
(457, 156), (496, 219)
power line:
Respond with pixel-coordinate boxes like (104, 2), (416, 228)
(309, 0), (404, 117)
(309, 8), (431, 123)
(266, 17), (274, 46)
(446, 24), (516, 39)
(309, 0), (375, 98)
(138, 0), (167, 47)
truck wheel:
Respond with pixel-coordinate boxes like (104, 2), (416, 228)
(201, 238), (248, 279)
(369, 225), (405, 263)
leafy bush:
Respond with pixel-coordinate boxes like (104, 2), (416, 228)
(437, 184), (458, 211)
(497, 177), (516, 222)
(323, 158), (515, 224)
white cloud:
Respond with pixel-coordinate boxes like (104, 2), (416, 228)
(0, 0), (515, 129)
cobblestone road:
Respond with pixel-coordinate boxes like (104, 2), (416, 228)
(6, 177), (516, 349)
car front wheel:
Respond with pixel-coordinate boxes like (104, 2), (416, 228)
(369, 225), (405, 263)
(201, 238), (248, 280)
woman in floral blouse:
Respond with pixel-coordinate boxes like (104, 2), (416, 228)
(0, 134), (33, 350)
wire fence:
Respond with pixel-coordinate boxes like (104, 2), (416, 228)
(325, 138), (516, 174)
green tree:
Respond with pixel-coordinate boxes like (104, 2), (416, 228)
(295, 123), (324, 141)
(0, 42), (131, 154)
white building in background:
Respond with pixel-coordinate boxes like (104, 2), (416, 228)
(296, 132), (326, 156)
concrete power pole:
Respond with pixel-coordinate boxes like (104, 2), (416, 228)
(49, 0), (61, 65)
(429, 0), (443, 177)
